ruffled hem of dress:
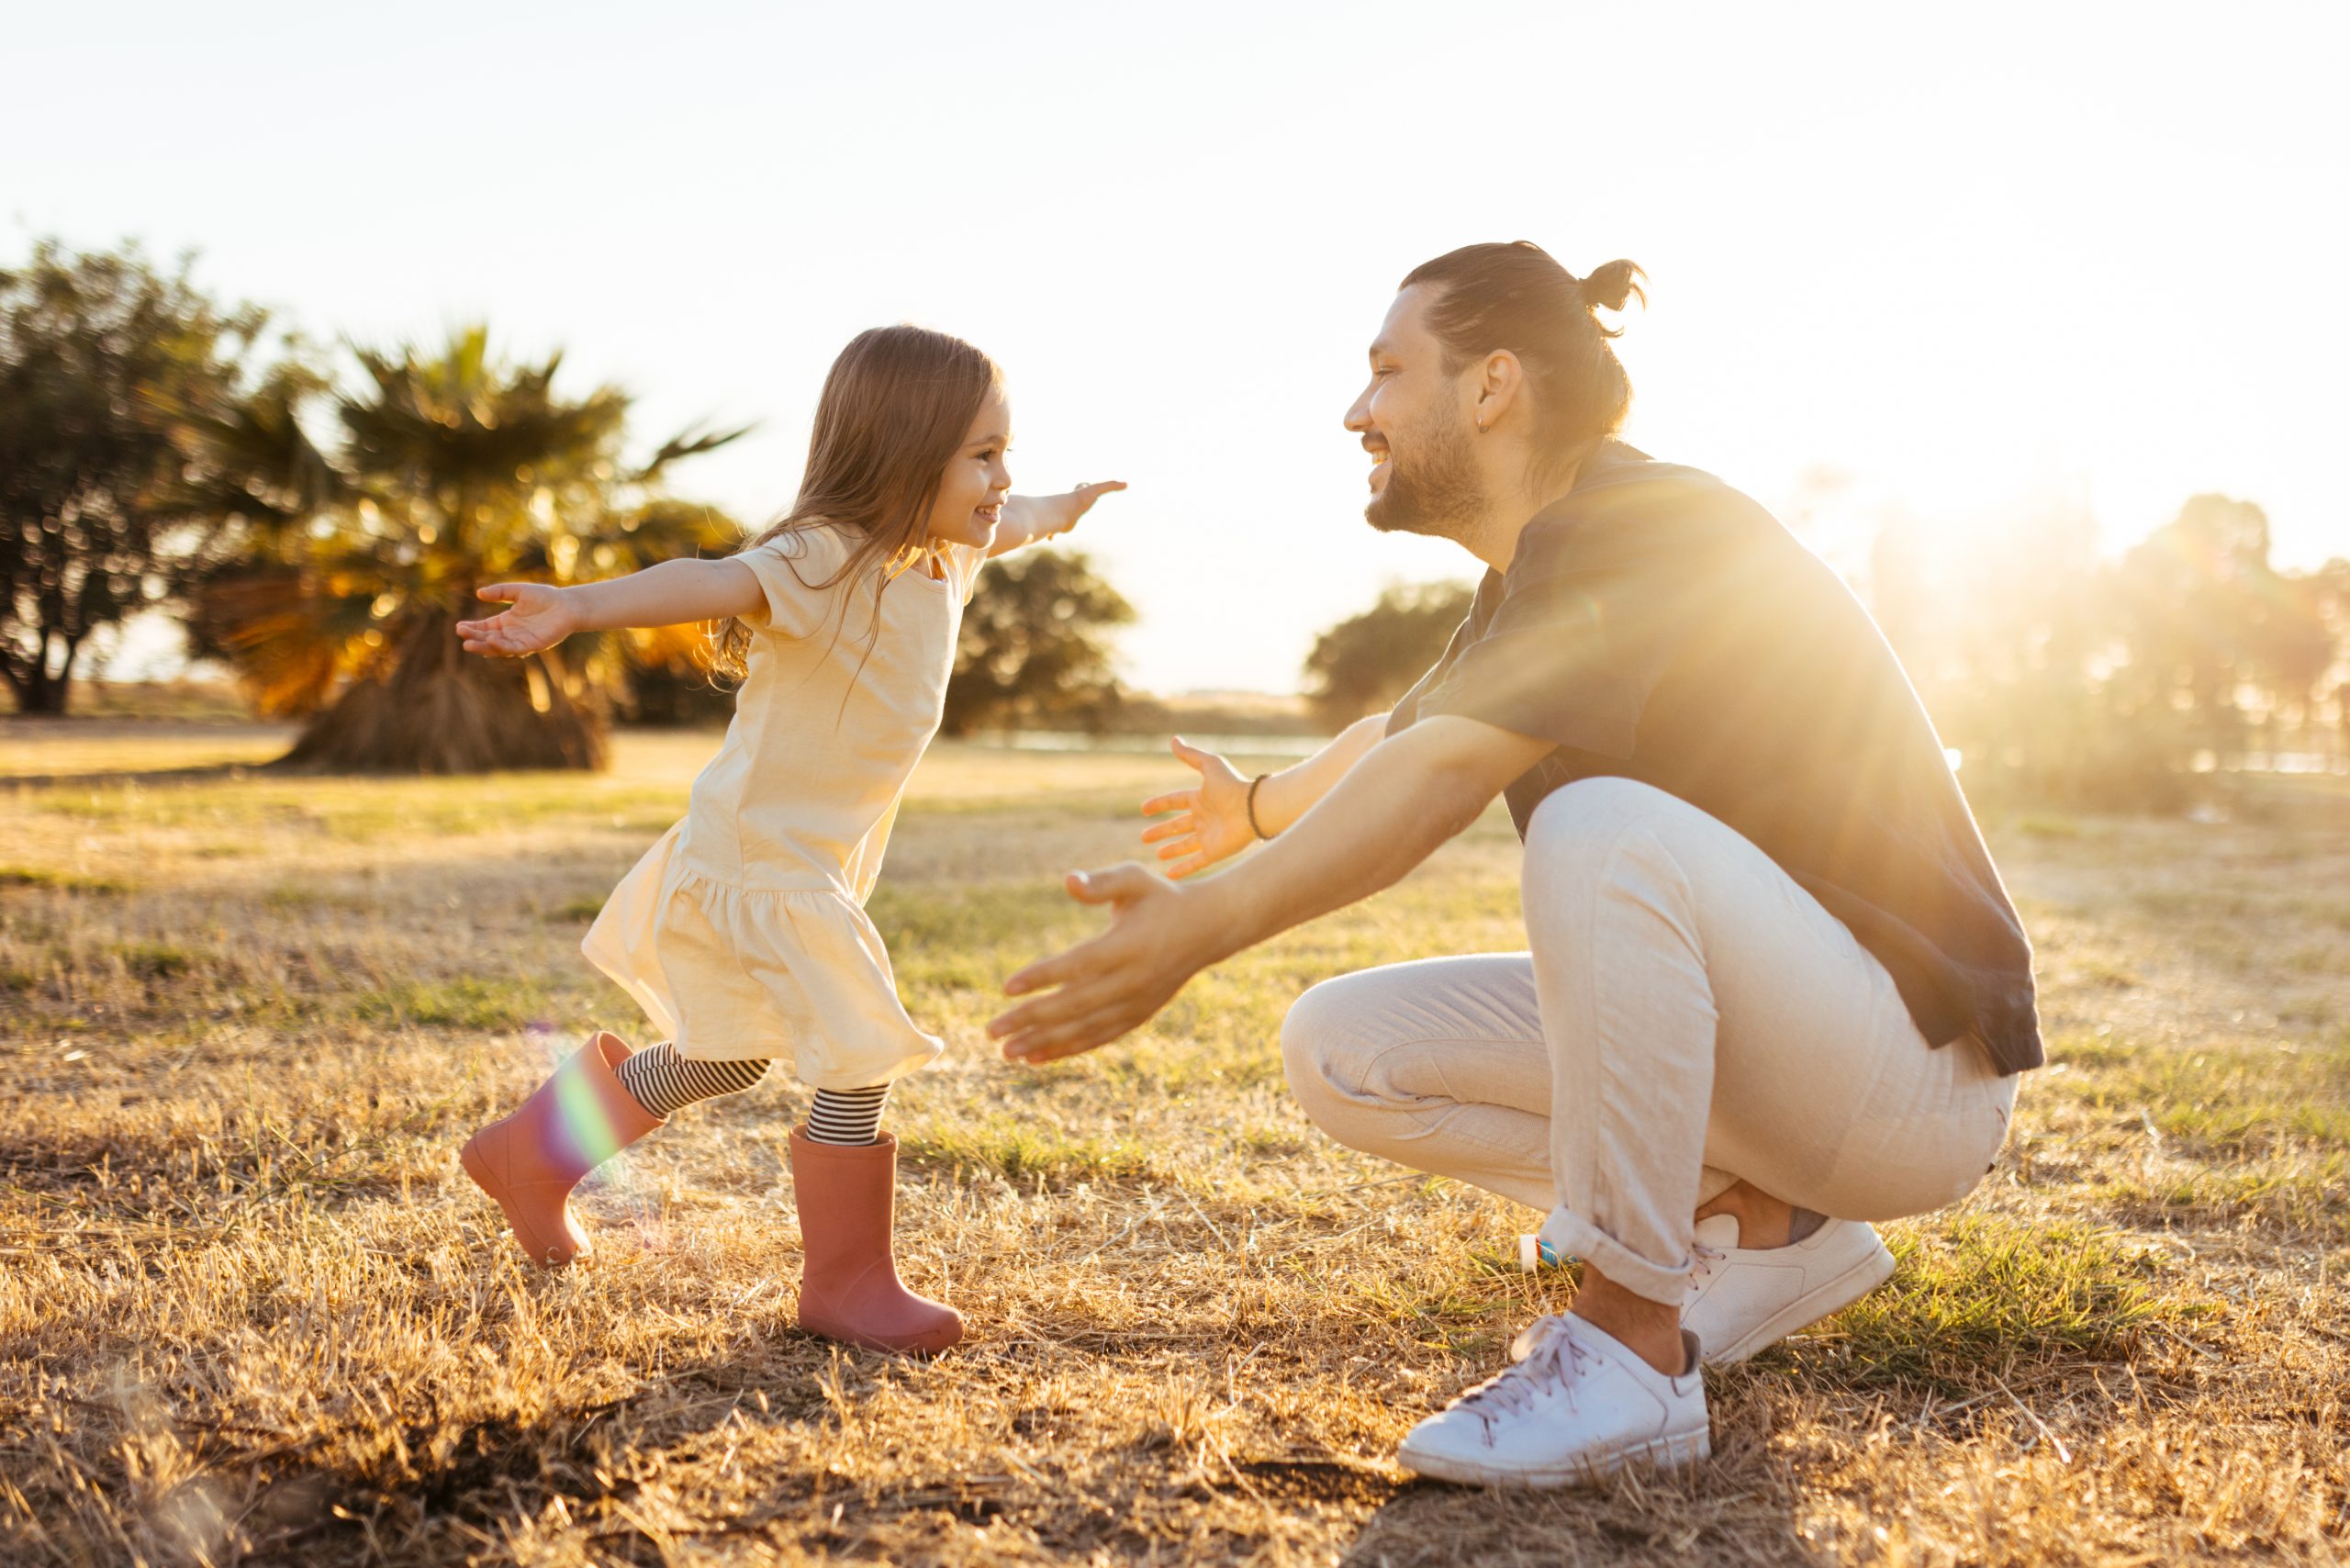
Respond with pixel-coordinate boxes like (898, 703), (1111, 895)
(581, 823), (942, 1084)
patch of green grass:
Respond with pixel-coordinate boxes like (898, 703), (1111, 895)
(347, 976), (558, 1031)
(2042, 1035), (2350, 1153)
(109, 941), (197, 980)
(1778, 1215), (2199, 1394)
(543, 895), (609, 924)
(867, 879), (1093, 953)
(17, 774), (690, 845)
(2, 866), (131, 894)
(2132, 888), (2259, 923)
(903, 1115), (1162, 1183)
(2087, 1157), (2350, 1242)
(1348, 1271), (1520, 1343)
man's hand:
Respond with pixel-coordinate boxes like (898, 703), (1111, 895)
(994, 716), (1549, 1068)
(457, 583), (581, 656)
(1140, 737), (1258, 878)
(997, 481), (1128, 554)
(989, 864), (1226, 1064)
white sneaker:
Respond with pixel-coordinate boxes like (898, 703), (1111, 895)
(1396, 1315), (1709, 1487)
(1683, 1212), (1897, 1365)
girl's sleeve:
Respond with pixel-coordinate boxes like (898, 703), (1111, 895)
(951, 542), (989, 604)
(736, 529), (846, 638)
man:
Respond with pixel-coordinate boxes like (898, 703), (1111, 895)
(989, 241), (2037, 1488)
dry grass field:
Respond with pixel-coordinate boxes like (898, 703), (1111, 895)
(4, 720), (2346, 1566)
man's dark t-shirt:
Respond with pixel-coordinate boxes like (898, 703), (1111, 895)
(1388, 442), (2042, 1075)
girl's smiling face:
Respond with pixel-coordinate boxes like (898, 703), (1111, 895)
(926, 385), (1013, 550)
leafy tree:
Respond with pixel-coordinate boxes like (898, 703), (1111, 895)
(1874, 492), (2347, 807)
(178, 328), (744, 771)
(1301, 579), (1476, 729)
(941, 549), (1135, 735)
(0, 240), (272, 713)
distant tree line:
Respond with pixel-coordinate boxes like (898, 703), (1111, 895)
(1873, 495), (2347, 808)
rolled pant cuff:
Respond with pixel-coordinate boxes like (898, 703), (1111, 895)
(1538, 1205), (1691, 1305)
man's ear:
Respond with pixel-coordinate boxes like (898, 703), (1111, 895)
(1472, 350), (1525, 434)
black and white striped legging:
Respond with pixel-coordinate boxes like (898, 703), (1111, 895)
(614, 1043), (889, 1145)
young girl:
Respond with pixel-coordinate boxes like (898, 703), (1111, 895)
(452, 324), (1123, 1353)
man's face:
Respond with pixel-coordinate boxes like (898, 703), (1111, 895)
(1344, 286), (1484, 540)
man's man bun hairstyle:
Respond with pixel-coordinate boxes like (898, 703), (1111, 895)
(1575, 257), (1647, 326)
(1400, 241), (1645, 475)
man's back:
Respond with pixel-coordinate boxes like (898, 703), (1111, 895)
(1392, 442), (2042, 1072)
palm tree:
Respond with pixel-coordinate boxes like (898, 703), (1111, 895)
(176, 327), (744, 771)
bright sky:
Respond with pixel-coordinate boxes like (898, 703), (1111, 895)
(11, 0), (2347, 693)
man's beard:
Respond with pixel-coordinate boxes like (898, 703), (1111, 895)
(1364, 413), (1484, 542)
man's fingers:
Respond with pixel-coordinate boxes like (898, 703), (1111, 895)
(1001, 949), (1088, 1002)
(1154, 836), (1200, 862)
(1064, 864), (1155, 907)
(1139, 789), (1197, 817)
(1140, 816), (1193, 845)
(1167, 854), (1208, 879)
(990, 980), (1112, 1038)
(1001, 1003), (1136, 1064)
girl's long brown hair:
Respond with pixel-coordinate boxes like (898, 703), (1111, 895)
(710, 324), (1002, 681)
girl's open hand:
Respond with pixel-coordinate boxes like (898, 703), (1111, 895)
(457, 583), (579, 657)
(1139, 737), (1258, 878)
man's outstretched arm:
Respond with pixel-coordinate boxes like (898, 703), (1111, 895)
(990, 714), (1554, 1063)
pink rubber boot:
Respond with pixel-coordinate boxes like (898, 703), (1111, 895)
(460, 1031), (664, 1266)
(789, 1127), (963, 1353)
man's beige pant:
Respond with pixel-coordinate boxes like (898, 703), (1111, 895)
(1281, 778), (2016, 1305)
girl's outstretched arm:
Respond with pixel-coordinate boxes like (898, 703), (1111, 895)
(457, 558), (765, 657)
(989, 481), (1127, 558)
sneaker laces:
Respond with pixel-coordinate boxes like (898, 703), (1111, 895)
(1456, 1316), (1596, 1430)
(1689, 1239), (1725, 1290)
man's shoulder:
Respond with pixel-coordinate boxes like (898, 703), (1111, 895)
(1572, 442), (1775, 524)
(1514, 444), (1781, 583)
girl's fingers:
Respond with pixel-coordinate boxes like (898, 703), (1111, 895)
(476, 583), (524, 604)
(1168, 855), (1207, 879)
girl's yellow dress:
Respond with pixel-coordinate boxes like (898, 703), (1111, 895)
(583, 524), (983, 1090)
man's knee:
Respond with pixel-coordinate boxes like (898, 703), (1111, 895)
(1523, 776), (1687, 869)
(1521, 778), (1716, 946)
(1280, 975), (1377, 1133)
